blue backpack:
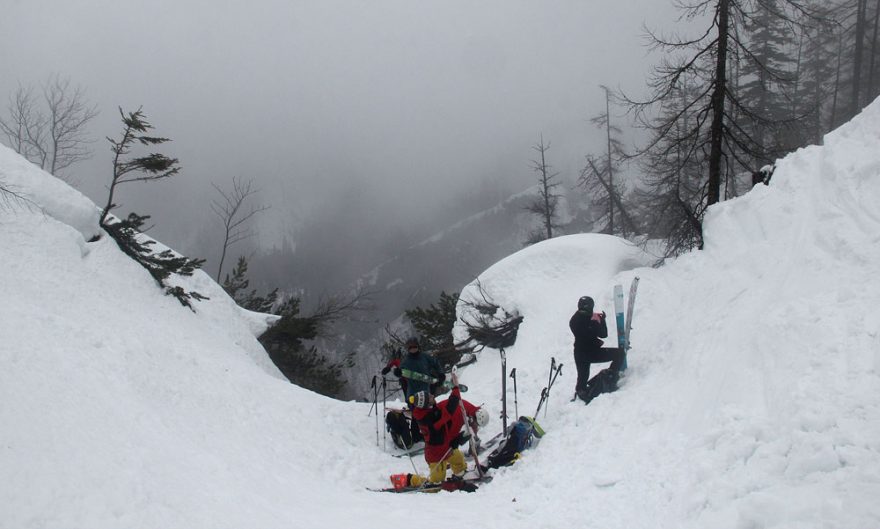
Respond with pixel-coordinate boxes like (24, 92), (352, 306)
(486, 416), (545, 468)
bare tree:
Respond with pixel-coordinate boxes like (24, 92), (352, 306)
(0, 75), (98, 181)
(524, 135), (562, 244)
(307, 286), (376, 338)
(851, 0), (870, 113)
(0, 85), (43, 163)
(624, 0), (819, 253)
(0, 174), (35, 212)
(599, 85), (619, 232)
(43, 75), (99, 176)
(868, 0), (880, 98)
(211, 176), (269, 282)
(579, 157), (638, 237)
(579, 86), (636, 237)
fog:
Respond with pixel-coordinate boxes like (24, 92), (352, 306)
(2, 0), (678, 283)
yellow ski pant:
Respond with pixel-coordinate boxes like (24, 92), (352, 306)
(410, 449), (467, 486)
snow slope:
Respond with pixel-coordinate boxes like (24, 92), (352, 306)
(2, 94), (879, 529)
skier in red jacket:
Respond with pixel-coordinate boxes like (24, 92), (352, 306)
(407, 385), (471, 486)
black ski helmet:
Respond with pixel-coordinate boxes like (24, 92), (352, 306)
(405, 336), (420, 350)
(577, 296), (594, 312)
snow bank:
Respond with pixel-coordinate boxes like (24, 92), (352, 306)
(0, 143), (101, 241)
(0, 147), (362, 529)
(655, 97), (880, 529)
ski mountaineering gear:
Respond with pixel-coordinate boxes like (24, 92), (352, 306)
(577, 295), (594, 312)
(535, 357), (563, 418)
(510, 368), (519, 419)
(486, 416), (545, 469)
(474, 407), (490, 428)
(386, 409), (423, 450)
(577, 368), (620, 405)
(452, 370), (485, 478)
(400, 368), (468, 392)
(614, 284), (627, 371)
(624, 277), (640, 355)
(500, 348), (509, 433)
(409, 390), (429, 409)
(371, 470), (492, 493)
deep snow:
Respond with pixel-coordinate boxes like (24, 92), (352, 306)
(2, 98), (879, 529)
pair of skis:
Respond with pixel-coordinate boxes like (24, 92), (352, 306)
(613, 277), (640, 372)
(399, 368), (469, 392)
(368, 472), (492, 494)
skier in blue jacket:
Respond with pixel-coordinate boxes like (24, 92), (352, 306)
(394, 336), (445, 401)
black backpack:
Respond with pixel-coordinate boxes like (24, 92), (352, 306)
(578, 368), (620, 405)
(385, 410), (423, 449)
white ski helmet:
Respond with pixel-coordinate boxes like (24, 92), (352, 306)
(474, 407), (490, 427)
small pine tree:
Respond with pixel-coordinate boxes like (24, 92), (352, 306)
(258, 297), (350, 397)
(98, 107), (207, 309)
(99, 107), (180, 226)
(103, 213), (208, 309)
(403, 291), (466, 368)
(222, 255), (278, 313)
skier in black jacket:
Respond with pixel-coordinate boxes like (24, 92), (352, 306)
(569, 296), (624, 402)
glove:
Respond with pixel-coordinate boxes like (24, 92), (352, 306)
(381, 366), (391, 375)
(450, 431), (471, 449)
(393, 367), (402, 378)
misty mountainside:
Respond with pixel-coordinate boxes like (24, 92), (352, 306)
(326, 184), (593, 398)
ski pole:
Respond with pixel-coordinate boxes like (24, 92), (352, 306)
(371, 375), (380, 446)
(534, 387), (548, 418)
(510, 368), (518, 419)
(546, 358), (556, 417)
(452, 368), (485, 478)
(545, 363), (563, 418)
(382, 376), (387, 450)
(406, 448), (421, 476)
(369, 375), (377, 416)
(500, 348), (508, 434)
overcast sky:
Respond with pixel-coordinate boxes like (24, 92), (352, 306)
(1, 0), (680, 259)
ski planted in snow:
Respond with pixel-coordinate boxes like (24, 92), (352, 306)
(613, 283), (627, 371)
(624, 277), (640, 352)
